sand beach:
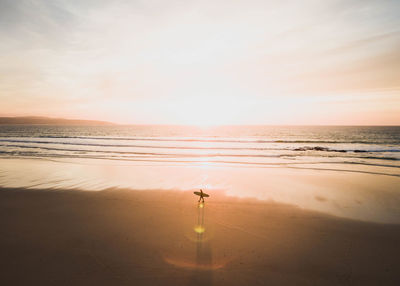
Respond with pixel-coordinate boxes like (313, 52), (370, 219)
(1, 186), (400, 285)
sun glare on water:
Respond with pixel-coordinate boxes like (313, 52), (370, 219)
(170, 95), (246, 126)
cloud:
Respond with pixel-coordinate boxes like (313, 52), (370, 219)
(0, 0), (399, 124)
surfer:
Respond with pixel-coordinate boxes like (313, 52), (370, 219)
(194, 189), (209, 203)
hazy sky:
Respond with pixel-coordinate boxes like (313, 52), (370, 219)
(1, 0), (399, 125)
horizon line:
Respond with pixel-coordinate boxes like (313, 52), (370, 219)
(0, 116), (399, 127)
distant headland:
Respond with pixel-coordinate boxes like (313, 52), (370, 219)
(0, 116), (115, 126)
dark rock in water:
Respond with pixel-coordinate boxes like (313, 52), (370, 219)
(294, 148), (306, 151)
(294, 146), (347, 153)
(313, 146), (327, 151)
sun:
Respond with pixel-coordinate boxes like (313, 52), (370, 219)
(171, 95), (246, 126)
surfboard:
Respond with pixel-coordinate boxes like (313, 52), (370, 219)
(194, 191), (210, 197)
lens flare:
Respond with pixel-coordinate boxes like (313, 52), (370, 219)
(194, 225), (205, 234)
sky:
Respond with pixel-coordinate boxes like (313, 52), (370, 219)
(0, 0), (399, 125)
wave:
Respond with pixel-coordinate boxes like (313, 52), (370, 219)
(1, 144), (399, 161)
(0, 136), (395, 145)
(1, 151), (399, 177)
(1, 139), (400, 154)
(0, 139), (400, 153)
(0, 139), (290, 150)
(293, 146), (400, 153)
(0, 145), (286, 158)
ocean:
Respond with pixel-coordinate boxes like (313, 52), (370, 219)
(0, 125), (399, 166)
(0, 125), (399, 223)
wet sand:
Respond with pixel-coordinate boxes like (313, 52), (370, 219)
(1, 187), (400, 285)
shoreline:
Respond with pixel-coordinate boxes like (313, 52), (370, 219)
(1, 157), (400, 224)
(1, 187), (399, 285)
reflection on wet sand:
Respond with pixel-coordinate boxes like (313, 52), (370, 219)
(162, 199), (226, 283)
(191, 202), (213, 285)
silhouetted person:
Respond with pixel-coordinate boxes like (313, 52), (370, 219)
(198, 189), (205, 203)
(194, 189), (209, 203)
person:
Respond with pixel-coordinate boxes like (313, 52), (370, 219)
(194, 189), (209, 203)
(198, 189), (205, 203)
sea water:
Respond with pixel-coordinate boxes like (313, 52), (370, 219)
(0, 125), (399, 165)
